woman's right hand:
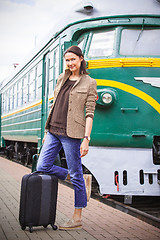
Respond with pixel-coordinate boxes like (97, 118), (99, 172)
(42, 132), (47, 144)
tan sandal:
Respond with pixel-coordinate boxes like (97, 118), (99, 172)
(59, 219), (82, 230)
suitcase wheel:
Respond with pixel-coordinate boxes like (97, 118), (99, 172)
(43, 225), (48, 228)
(51, 224), (57, 230)
(29, 226), (33, 233)
(21, 225), (26, 231)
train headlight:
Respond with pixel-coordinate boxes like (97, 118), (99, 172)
(96, 89), (117, 107)
(102, 93), (112, 104)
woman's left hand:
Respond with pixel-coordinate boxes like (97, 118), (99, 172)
(80, 139), (89, 157)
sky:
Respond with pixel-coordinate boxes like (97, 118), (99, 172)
(0, 0), (79, 83)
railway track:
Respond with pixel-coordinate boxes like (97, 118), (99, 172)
(93, 194), (160, 229)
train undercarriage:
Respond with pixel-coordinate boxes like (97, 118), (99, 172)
(2, 140), (37, 166)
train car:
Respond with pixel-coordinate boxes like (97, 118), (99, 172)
(0, 0), (160, 200)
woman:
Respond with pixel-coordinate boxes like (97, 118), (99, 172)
(37, 46), (97, 230)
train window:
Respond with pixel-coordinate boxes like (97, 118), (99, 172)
(54, 47), (59, 85)
(43, 54), (50, 98)
(20, 80), (23, 106)
(35, 67), (38, 99)
(13, 84), (17, 109)
(77, 32), (89, 56)
(37, 76), (42, 99)
(88, 30), (115, 58)
(12, 86), (14, 109)
(17, 82), (19, 106)
(37, 79), (42, 99)
(29, 81), (34, 102)
(6, 90), (9, 112)
(3, 93), (6, 113)
(9, 88), (13, 111)
(2, 94), (4, 114)
(50, 52), (53, 68)
(49, 72), (53, 96)
(120, 29), (160, 56)
(49, 53), (54, 96)
(6, 91), (9, 112)
(36, 63), (42, 99)
(11, 87), (14, 110)
(17, 80), (22, 107)
(29, 70), (35, 102)
(2, 92), (6, 113)
(78, 37), (85, 52)
(17, 81), (19, 107)
(8, 89), (11, 111)
(22, 76), (28, 105)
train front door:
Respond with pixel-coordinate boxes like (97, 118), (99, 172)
(41, 52), (50, 143)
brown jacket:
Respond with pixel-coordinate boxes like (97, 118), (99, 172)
(45, 69), (97, 139)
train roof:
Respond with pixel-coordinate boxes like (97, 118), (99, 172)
(65, 0), (160, 24)
(1, 0), (160, 90)
(52, 0), (160, 37)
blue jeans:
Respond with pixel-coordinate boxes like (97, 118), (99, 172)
(37, 132), (87, 208)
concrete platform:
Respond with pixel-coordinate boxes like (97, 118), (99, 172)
(0, 156), (160, 240)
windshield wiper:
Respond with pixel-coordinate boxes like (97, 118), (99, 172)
(133, 18), (145, 53)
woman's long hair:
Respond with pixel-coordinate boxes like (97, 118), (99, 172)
(64, 45), (88, 75)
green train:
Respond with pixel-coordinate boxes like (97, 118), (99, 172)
(1, 0), (160, 199)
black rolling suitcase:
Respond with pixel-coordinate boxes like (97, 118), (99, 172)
(19, 172), (58, 233)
